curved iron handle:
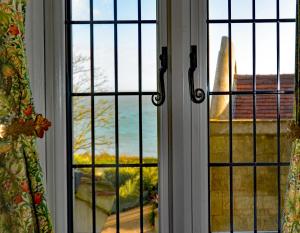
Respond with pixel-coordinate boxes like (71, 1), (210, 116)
(152, 47), (168, 106)
(188, 45), (205, 104)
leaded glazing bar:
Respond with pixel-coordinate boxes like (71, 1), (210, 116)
(66, 0), (159, 232)
(207, 0), (296, 232)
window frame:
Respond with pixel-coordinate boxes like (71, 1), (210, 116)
(43, 0), (171, 232)
(192, 0), (297, 232)
(44, 0), (68, 232)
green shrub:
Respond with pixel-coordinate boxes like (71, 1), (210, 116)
(74, 153), (159, 213)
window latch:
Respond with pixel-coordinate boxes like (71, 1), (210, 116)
(152, 47), (168, 107)
(188, 45), (205, 104)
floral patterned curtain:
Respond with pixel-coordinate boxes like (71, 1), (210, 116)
(0, 0), (53, 232)
(282, 1), (300, 232)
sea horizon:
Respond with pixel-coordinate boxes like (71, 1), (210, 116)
(74, 96), (158, 159)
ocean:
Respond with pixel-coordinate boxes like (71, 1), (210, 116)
(73, 95), (158, 158)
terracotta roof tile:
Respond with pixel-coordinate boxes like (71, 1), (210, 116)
(233, 74), (294, 119)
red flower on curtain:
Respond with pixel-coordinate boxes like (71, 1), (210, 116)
(18, 118), (25, 125)
(8, 24), (20, 36)
(21, 181), (29, 193)
(14, 195), (23, 204)
(34, 193), (42, 205)
(23, 105), (33, 116)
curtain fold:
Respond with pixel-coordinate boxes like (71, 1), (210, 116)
(0, 0), (53, 232)
(282, 1), (300, 232)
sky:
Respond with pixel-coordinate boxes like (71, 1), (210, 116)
(71, 0), (297, 92)
(71, 0), (158, 156)
(72, 0), (157, 92)
(209, 0), (296, 90)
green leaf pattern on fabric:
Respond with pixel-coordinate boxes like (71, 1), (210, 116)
(0, 0), (53, 232)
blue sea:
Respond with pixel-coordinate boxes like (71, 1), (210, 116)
(74, 96), (158, 158)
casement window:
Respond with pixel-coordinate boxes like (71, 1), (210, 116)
(64, 0), (168, 232)
(204, 0), (296, 232)
(42, 0), (297, 232)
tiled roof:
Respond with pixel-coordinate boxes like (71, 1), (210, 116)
(233, 74), (294, 119)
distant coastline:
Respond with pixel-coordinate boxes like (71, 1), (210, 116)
(74, 96), (158, 158)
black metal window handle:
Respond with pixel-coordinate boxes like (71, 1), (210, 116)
(152, 47), (168, 106)
(188, 45), (205, 104)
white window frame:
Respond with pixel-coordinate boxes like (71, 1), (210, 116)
(26, 0), (47, 173)
(30, 0), (297, 232)
(168, 0), (209, 232)
(169, 0), (198, 232)
(191, 0), (209, 232)
(44, 0), (68, 232)
(27, 0), (206, 232)
(40, 0), (173, 232)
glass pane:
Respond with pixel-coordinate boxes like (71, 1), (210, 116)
(280, 128), (293, 163)
(143, 167), (159, 232)
(209, 0), (228, 19)
(142, 24), (157, 92)
(210, 167), (230, 232)
(72, 25), (91, 93)
(257, 167), (278, 231)
(95, 97), (115, 164)
(232, 95), (253, 163)
(280, 94), (294, 162)
(210, 95), (229, 163)
(72, 0), (90, 20)
(119, 167), (141, 231)
(209, 24), (229, 92)
(119, 96), (139, 163)
(255, 0), (276, 19)
(280, 166), (289, 226)
(73, 97), (92, 164)
(231, 0), (252, 19)
(256, 95), (278, 163)
(96, 168), (116, 232)
(256, 23), (277, 90)
(280, 0), (296, 18)
(232, 24), (253, 92)
(93, 0), (114, 20)
(117, 0), (138, 20)
(280, 23), (296, 91)
(118, 25), (139, 92)
(74, 168), (92, 233)
(94, 25), (115, 92)
(280, 94), (294, 120)
(143, 96), (158, 163)
(141, 0), (156, 20)
(233, 167), (254, 231)
(280, 75), (295, 92)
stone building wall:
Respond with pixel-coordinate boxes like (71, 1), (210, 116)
(210, 120), (291, 232)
